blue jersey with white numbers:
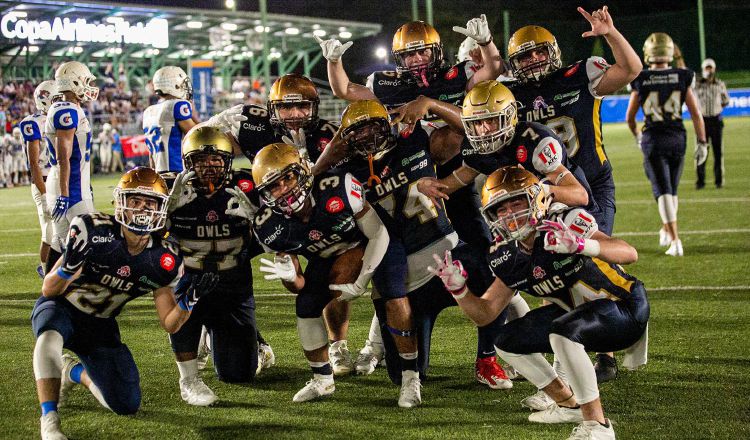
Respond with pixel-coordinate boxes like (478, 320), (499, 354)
(20, 112), (51, 176)
(142, 99), (193, 172)
(45, 101), (93, 202)
(630, 68), (695, 134)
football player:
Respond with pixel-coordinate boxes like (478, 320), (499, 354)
(626, 32), (706, 257)
(251, 143), (389, 402)
(19, 80), (57, 275)
(45, 61), (99, 275)
(31, 167), (202, 440)
(10, 127), (29, 185)
(431, 166), (649, 440)
(165, 126), (265, 406)
(142, 66), (197, 180)
(504, 6), (642, 383)
(98, 123), (113, 174)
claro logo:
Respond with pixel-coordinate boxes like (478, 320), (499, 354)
(490, 250), (512, 267)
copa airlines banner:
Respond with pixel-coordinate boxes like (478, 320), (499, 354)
(600, 88), (750, 123)
(121, 135), (149, 159)
(191, 60), (214, 120)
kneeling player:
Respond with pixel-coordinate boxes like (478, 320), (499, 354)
(32, 168), (203, 440)
(431, 166), (649, 440)
(250, 143), (389, 402)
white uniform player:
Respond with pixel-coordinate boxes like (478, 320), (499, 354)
(11, 128), (28, 185)
(143, 66), (195, 174)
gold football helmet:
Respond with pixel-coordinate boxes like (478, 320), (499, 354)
(182, 125), (234, 193)
(340, 100), (397, 162)
(481, 166), (548, 241)
(643, 32), (674, 65)
(462, 80), (518, 154)
(507, 25), (562, 82)
(253, 143), (313, 215)
(113, 167), (169, 233)
(392, 21), (444, 85)
(267, 73), (320, 134)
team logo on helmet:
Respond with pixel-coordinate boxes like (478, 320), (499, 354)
(325, 197), (344, 214)
(117, 266), (131, 277)
(318, 138), (331, 152)
(309, 230), (323, 241)
(160, 253), (175, 271)
(532, 266), (546, 280)
(206, 210), (219, 222)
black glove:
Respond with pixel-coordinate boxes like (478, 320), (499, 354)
(58, 224), (91, 278)
(177, 272), (220, 311)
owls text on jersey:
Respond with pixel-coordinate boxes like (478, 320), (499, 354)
(366, 60), (479, 120)
(168, 169), (259, 276)
(506, 57), (613, 189)
(142, 99), (192, 173)
(62, 213), (183, 318)
(630, 68), (695, 133)
(20, 113), (51, 176)
(255, 170), (365, 260)
(45, 101), (92, 202)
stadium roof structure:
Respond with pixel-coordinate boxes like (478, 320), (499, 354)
(0, 0), (381, 86)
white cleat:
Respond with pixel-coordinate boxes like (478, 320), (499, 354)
(658, 227), (670, 247)
(196, 327), (211, 371)
(528, 404), (584, 424)
(398, 370), (422, 408)
(665, 239), (684, 256)
(521, 389), (555, 411)
(567, 419), (616, 440)
(40, 412), (67, 440)
(59, 354), (79, 404)
(354, 342), (384, 375)
(256, 342), (276, 375)
(179, 374), (217, 406)
(292, 375), (335, 403)
(329, 340), (353, 375)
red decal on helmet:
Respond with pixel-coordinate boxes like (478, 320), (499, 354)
(318, 138), (331, 152)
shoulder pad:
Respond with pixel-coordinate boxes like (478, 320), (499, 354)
(559, 208), (598, 239)
(532, 136), (564, 174)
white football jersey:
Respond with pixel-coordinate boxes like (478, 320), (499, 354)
(45, 101), (92, 202)
(142, 99), (192, 173)
(19, 112), (51, 177)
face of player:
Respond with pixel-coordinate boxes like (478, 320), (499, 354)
(401, 48), (433, 68)
(516, 47), (549, 69)
(494, 195), (531, 235)
(267, 170), (299, 200)
(277, 102), (312, 131)
(469, 117), (500, 136)
(192, 153), (225, 190)
(122, 194), (162, 234)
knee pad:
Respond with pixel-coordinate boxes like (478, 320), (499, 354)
(33, 330), (64, 380)
(296, 317), (328, 351)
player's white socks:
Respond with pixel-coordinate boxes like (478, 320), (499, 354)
(495, 349), (557, 390)
(176, 359), (199, 380)
(367, 313), (385, 350)
(506, 293), (531, 323)
(657, 194), (677, 224)
(549, 334), (599, 405)
(33, 331), (64, 380)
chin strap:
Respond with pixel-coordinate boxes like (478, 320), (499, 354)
(367, 153), (381, 187)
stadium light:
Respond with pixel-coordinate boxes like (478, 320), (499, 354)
(73, 46), (83, 54)
(285, 27), (300, 35)
(186, 21), (203, 29)
(221, 23), (238, 31)
(254, 25), (270, 33)
(225, 0), (236, 9)
(375, 47), (387, 60)
(313, 29), (326, 37)
(339, 31), (352, 39)
(28, 45), (39, 53)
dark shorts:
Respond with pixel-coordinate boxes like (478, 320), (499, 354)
(296, 257), (337, 319)
(642, 130), (687, 197)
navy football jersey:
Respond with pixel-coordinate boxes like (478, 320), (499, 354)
(61, 213), (183, 318)
(344, 126), (454, 255)
(254, 169), (366, 260)
(235, 104), (338, 163)
(488, 207), (638, 311)
(168, 169), (260, 279)
(506, 57), (613, 192)
(630, 68), (695, 133)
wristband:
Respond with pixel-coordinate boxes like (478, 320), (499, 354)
(56, 267), (74, 280)
(452, 170), (469, 186)
(478, 36), (493, 47)
(554, 170), (569, 185)
(450, 285), (468, 300)
(580, 238), (601, 257)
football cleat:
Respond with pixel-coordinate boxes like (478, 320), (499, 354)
(567, 419), (616, 440)
(329, 340), (353, 375)
(475, 356), (513, 390)
(521, 390), (555, 411)
(59, 354), (79, 404)
(354, 342), (384, 375)
(40, 412), (67, 440)
(179, 374), (217, 406)
(292, 376), (335, 403)
(256, 342), (276, 375)
(196, 327), (211, 371)
(665, 239), (683, 256)
(398, 370), (422, 408)
(658, 227), (670, 247)
(528, 404), (584, 424)
(594, 353), (618, 383)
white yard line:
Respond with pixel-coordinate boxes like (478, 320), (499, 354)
(0, 252), (37, 257)
(617, 228), (750, 236)
(0, 228), (38, 233)
(618, 197), (749, 205)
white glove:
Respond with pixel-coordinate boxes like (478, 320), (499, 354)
(427, 250), (468, 298)
(537, 219), (600, 256)
(40, 198), (51, 220)
(452, 14), (492, 45)
(695, 141), (709, 166)
(167, 170), (197, 213)
(314, 35), (353, 62)
(330, 281), (369, 302)
(225, 186), (258, 220)
(259, 255), (297, 282)
(635, 133), (642, 151)
(206, 104), (247, 134)
(281, 128), (310, 160)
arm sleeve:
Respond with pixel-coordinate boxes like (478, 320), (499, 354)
(365, 73), (376, 93)
(586, 57), (611, 98)
(463, 60), (479, 81)
(354, 206), (389, 288)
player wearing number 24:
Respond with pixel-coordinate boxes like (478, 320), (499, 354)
(429, 166), (649, 440)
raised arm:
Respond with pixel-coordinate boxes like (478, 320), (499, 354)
(452, 14), (505, 89)
(315, 35), (376, 101)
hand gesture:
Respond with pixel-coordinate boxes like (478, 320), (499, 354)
(389, 96), (431, 135)
(206, 104), (247, 133)
(453, 14), (492, 45)
(177, 272), (220, 311)
(416, 177), (449, 209)
(225, 186), (258, 220)
(259, 254), (298, 283)
(314, 35), (353, 62)
(427, 250), (468, 297)
(167, 170), (197, 213)
(59, 225), (91, 277)
(578, 6), (614, 38)
(537, 219), (585, 254)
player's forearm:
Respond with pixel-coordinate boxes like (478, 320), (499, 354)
(354, 209), (389, 287)
(328, 60), (353, 100)
(42, 265), (78, 297)
(477, 41), (505, 78)
(282, 276), (305, 293)
(603, 28), (642, 80)
(588, 234), (638, 264)
(424, 97), (464, 132)
(57, 139), (72, 196)
(161, 306), (191, 334)
(549, 183), (589, 208)
(28, 142), (46, 194)
(686, 93), (707, 141)
(454, 289), (506, 327)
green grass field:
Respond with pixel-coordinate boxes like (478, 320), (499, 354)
(1, 119), (749, 439)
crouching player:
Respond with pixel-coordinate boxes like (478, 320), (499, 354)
(32, 168), (206, 440)
(430, 166), (649, 440)
(250, 143), (389, 402)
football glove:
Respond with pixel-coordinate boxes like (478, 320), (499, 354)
(177, 272), (220, 312)
(58, 225), (91, 278)
(427, 250), (469, 298)
(314, 35), (353, 62)
(538, 220), (600, 256)
(452, 14), (492, 45)
(225, 185), (258, 220)
(52, 195), (70, 221)
(206, 104), (247, 134)
(167, 170), (197, 214)
(695, 140), (709, 166)
(259, 255), (297, 283)
(40, 198), (52, 221)
(330, 281), (369, 302)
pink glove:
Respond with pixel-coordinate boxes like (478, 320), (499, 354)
(538, 220), (586, 254)
(428, 250), (469, 298)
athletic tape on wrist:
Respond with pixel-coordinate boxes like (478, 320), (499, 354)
(56, 267), (73, 280)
